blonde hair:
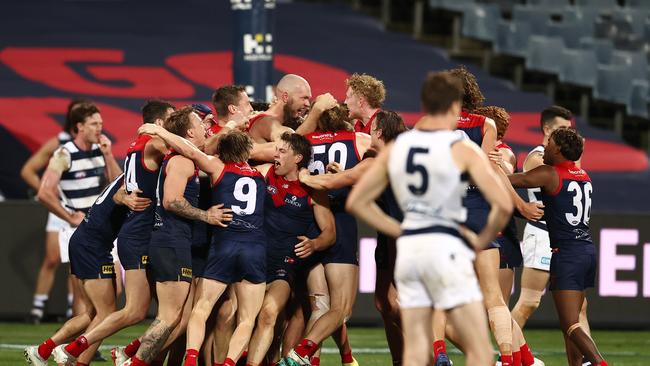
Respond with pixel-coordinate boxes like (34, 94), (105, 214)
(346, 73), (386, 108)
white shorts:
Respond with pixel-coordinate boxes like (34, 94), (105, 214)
(45, 212), (71, 233)
(58, 226), (78, 264)
(522, 223), (552, 271)
(395, 233), (482, 310)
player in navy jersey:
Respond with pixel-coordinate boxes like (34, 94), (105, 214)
(26, 174), (151, 366)
(346, 71), (512, 366)
(298, 110), (407, 365)
(508, 128), (608, 366)
(344, 73), (385, 135)
(278, 105), (370, 366)
(126, 107), (232, 366)
(56, 100), (177, 365)
(246, 132), (335, 366)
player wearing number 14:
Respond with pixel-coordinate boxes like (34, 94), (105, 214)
(508, 127), (608, 366)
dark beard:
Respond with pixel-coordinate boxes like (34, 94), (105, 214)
(283, 103), (305, 131)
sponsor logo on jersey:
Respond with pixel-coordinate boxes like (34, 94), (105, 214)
(267, 185), (278, 195)
(284, 256), (295, 264)
(141, 255), (149, 265)
(101, 264), (114, 274)
(74, 171), (87, 179)
(285, 195), (302, 208)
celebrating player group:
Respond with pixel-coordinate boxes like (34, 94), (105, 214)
(22, 68), (608, 366)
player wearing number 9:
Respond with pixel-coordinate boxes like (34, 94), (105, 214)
(507, 127), (608, 366)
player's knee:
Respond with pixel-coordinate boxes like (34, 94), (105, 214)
(565, 323), (582, 337)
(42, 255), (59, 270)
(310, 293), (330, 320)
(516, 288), (543, 313)
(216, 303), (236, 328)
(258, 304), (280, 328)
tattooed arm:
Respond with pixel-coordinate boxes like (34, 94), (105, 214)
(163, 156), (232, 226)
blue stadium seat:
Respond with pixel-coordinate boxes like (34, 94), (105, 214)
(611, 50), (649, 80)
(580, 37), (613, 64)
(527, 0), (570, 6)
(430, 0), (475, 12)
(495, 19), (531, 58)
(513, 5), (552, 34)
(611, 8), (648, 37)
(574, 0), (618, 10)
(594, 64), (633, 105)
(628, 80), (649, 118)
(526, 36), (565, 75)
(479, 0), (518, 14)
(626, 0), (650, 9)
(559, 48), (598, 88)
(547, 21), (589, 49)
(461, 4), (500, 42)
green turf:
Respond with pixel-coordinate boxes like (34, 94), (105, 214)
(0, 322), (648, 365)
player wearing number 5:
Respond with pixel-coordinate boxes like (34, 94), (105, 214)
(508, 127), (608, 366)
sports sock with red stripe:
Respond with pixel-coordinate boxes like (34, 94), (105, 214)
(37, 338), (56, 359)
(64, 336), (89, 358)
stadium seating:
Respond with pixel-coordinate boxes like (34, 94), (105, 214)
(461, 4), (500, 43)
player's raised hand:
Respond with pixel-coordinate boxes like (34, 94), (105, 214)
(206, 203), (233, 227)
(294, 235), (315, 258)
(68, 211), (86, 227)
(520, 201), (545, 221)
(326, 162), (342, 174)
(298, 168), (311, 182)
(313, 93), (337, 112)
(488, 149), (503, 167)
(137, 123), (164, 136)
(122, 189), (152, 212)
(98, 134), (113, 155)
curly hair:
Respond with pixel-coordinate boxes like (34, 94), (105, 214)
(448, 65), (485, 112)
(318, 104), (353, 132)
(474, 106), (510, 140)
(346, 73), (386, 109)
(550, 127), (583, 162)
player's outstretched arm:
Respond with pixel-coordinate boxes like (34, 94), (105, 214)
(508, 164), (558, 193)
(163, 156), (232, 226)
(298, 158), (374, 191)
(295, 93), (337, 135)
(250, 141), (277, 163)
(203, 120), (245, 155)
(137, 124), (224, 175)
(346, 144), (401, 238)
(20, 136), (59, 192)
(481, 117), (498, 155)
(454, 140), (513, 249)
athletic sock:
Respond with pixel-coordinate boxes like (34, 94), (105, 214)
(184, 349), (199, 366)
(597, 361), (608, 366)
(513, 350), (522, 366)
(311, 356), (321, 366)
(433, 340), (447, 360)
(130, 356), (149, 366)
(124, 338), (141, 357)
(31, 294), (48, 318)
(65, 336), (89, 358)
(519, 344), (535, 366)
(501, 354), (513, 366)
(37, 338), (56, 359)
(223, 358), (236, 366)
(213, 363), (223, 366)
(341, 351), (353, 364)
(294, 339), (318, 359)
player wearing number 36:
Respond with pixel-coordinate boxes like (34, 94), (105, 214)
(508, 127), (608, 366)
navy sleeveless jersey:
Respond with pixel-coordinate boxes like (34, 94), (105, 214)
(119, 134), (160, 238)
(211, 162), (266, 242)
(263, 166), (314, 245)
(151, 153), (200, 245)
(305, 130), (362, 210)
(496, 142), (519, 243)
(542, 161), (593, 248)
(82, 174), (128, 239)
(192, 175), (212, 248)
(457, 111), (489, 210)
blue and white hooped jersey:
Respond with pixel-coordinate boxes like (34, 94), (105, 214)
(58, 141), (106, 213)
(388, 129), (467, 233)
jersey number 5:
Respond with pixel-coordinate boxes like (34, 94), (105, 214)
(406, 147), (429, 196)
(308, 143), (348, 175)
(565, 181), (592, 226)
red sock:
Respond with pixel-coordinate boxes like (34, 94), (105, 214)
(341, 351), (353, 364)
(184, 349), (199, 366)
(433, 340), (446, 360)
(513, 351), (522, 366)
(64, 336), (89, 358)
(124, 338), (141, 357)
(311, 356), (321, 366)
(213, 363), (223, 366)
(501, 354), (513, 366)
(37, 338), (56, 360)
(597, 362), (609, 366)
(294, 339), (318, 359)
(223, 358), (236, 366)
(519, 344), (535, 366)
(241, 351), (248, 359)
(131, 356), (151, 366)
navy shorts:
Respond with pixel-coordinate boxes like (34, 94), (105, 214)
(203, 240), (266, 284)
(149, 244), (193, 283)
(322, 212), (359, 265)
(498, 235), (522, 269)
(549, 245), (596, 291)
(464, 208), (500, 249)
(69, 228), (115, 280)
(191, 245), (209, 278)
(117, 235), (150, 270)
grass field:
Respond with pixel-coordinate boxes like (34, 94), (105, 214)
(0, 322), (648, 365)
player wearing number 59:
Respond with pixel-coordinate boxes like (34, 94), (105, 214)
(507, 127), (608, 366)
